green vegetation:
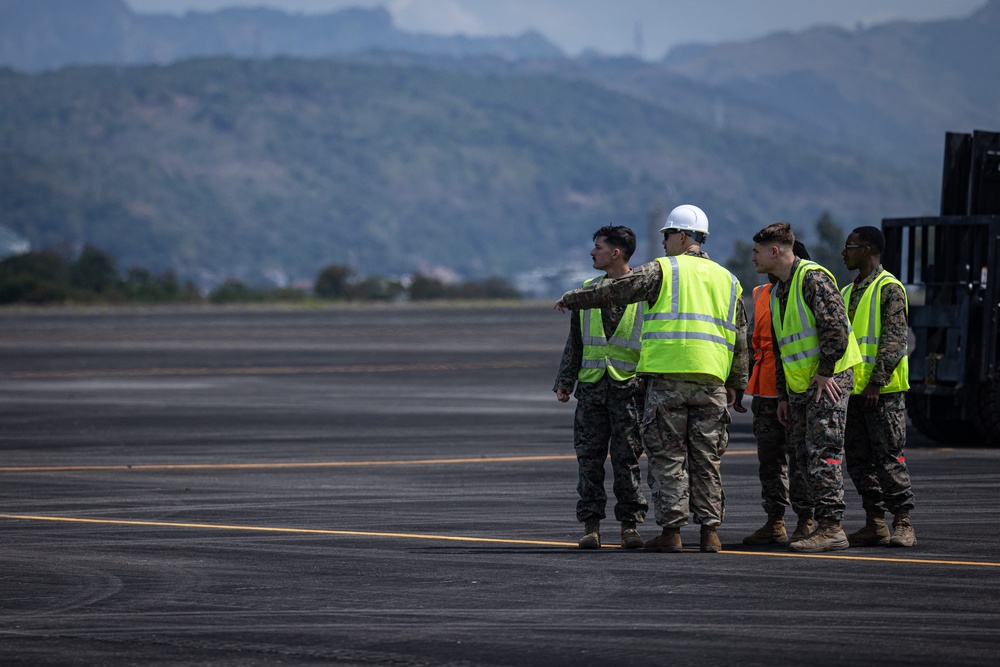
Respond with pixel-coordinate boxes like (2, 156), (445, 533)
(408, 274), (520, 301)
(804, 212), (854, 287)
(724, 212), (852, 291)
(0, 248), (521, 305)
(0, 245), (200, 305)
(0, 58), (930, 294)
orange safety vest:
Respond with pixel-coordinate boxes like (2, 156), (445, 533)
(747, 283), (778, 398)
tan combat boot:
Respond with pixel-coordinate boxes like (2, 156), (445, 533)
(789, 516), (815, 543)
(700, 525), (721, 553)
(742, 518), (788, 545)
(643, 527), (683, 552)
(621, 520), (644, 549)
(847, 512), (890, 547)
(889, 512), (917, 547)
(579, 519), (600, 549)
(788, 517), (849, 553)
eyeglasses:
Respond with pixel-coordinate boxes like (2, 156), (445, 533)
(843, 243), (868, 251)
(662, 229), (683, 238)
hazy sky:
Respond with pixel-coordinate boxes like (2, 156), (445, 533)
(124, 0), (987, 58)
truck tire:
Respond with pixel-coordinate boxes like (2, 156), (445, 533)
(906, 393), (980, 444)
(972, 380), (1000, 445)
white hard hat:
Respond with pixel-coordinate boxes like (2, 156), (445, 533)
(660, 204), (709, 236)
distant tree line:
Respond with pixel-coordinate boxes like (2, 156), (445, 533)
(0, 246), (523, 305)
(724, 212), (851, 291)
(0, 213), (849, 306)
(312, 265), (521, 302)
(0, 245), (200, 304)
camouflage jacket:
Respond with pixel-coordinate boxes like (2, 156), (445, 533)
(846, 264), (908, 387)
(558, 250), (748, 389)
(553, 275), (633, 398)
(771, 258), (852, 398)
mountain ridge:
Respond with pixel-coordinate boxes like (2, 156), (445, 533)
(661, 0), (1000, 168)
(0, 1), (993, 293)
(0, 0), (563, 72)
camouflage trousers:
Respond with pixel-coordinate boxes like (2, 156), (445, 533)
(573, 383), (648, 524)
(786, 369), (854, 521)
(641, 378), (730, 528)
(845, 392), (914, 516)
(751, 396), (813, 520)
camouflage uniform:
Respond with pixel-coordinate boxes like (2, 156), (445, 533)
(554, 296), (648, 525)
(844, 266), (914, 515)
(642, 376), (731, 527)
(751, 395), (812, 520)
(773, 259), (854, 521)
(560, 251), (748, 528)
(746, 287), (813, 522)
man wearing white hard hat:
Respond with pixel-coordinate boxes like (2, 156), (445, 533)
(556, 204), (748, 553)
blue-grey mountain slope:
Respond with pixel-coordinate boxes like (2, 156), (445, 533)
(0, 58), (929, 286)
(0, 0), (562, 72)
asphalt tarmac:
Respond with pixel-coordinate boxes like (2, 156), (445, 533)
(1, 303), (998, 666)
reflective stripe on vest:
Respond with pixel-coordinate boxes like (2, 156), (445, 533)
(841, 271), (910, 394)
(747, 283), (778, 398)
(637, 255), (742, 382)
(771, 261), (862, 394)
(578, 277), (644, 383)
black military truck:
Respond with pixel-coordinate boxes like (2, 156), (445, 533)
(882, 130), (1000, 444)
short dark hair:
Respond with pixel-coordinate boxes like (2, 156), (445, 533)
(753, 222), (794, 247)
(852, 225), (885, 254)
(594, 225), (636, 261)
(792, 240), (811, 260)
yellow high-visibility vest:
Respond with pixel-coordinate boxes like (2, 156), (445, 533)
(637, 255), (742, 382)
(841, 271), (910, 394)
(771, 260), (862, 394)
(578, 277), (644, 383)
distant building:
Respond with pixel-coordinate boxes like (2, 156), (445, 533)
(514, 264), (598, 301)
(0, 225), (30, 260)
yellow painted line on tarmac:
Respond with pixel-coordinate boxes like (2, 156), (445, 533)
(8, 360), (547, 380)
(718, 548), (1000, 568)
(0, 514), (577, 548)
(2, 513), (999, 568)
(0, 450), (757, 473)
(0, 455), (578, 473)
